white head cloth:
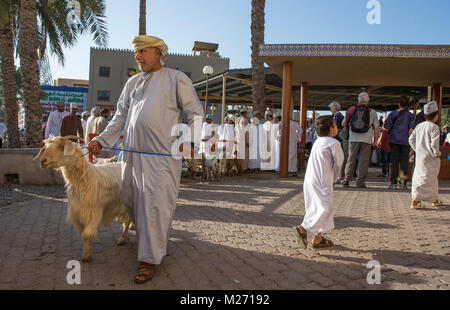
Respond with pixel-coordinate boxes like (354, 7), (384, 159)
(424, 101), (438, 115)
(131, 35), (169, 64)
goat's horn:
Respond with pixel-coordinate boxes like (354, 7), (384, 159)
(63, 135), (85, 143)
(33, 147), (45, 161)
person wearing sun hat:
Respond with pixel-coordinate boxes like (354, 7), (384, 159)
(409, 101), (442, 209)
(87, 34), (204, 284)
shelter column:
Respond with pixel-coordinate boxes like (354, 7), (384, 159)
(298, 82), (308, 170)
(221, 76), (227, 124)
(432, 83), (442, 127)
(280, 61), (293, 178)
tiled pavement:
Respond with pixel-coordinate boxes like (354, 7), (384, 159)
(0, 168), (449, 290)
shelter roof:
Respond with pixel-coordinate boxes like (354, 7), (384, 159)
(193, 67), (449, 111)
(259, 44), (450, 87)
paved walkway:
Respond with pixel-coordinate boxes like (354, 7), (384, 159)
(0, 168), (449, 290)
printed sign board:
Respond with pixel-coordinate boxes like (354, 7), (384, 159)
(40, 86), (89, 113)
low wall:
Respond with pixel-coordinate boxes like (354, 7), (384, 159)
(0, 148), (65, 185)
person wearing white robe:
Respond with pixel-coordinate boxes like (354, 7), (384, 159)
(44, 102), (69, 138)
(276, 118), (302, 174)
(218, 115), (235, 158)
(288, 120), (302, 173)
(293, 116), (343, 248)
(260, 110), (276, 170)
(409, 101), (442, 209)
(234, 110), (250, 171)
(273, 113), (281, 172)
(199, 114), (214, 154)
(88, 35), (204, 284)
(249, 111), (262, 170)
(84, 106), (100, 143)
(81, 111), (89, 134)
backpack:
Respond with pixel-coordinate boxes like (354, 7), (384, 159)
(350, 105), (371, 133)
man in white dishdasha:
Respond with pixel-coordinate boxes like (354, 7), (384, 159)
(87, 35), (204, 284)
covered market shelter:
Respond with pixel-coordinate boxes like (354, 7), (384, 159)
(259, 43), (450, 177)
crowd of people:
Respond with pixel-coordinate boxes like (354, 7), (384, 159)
(41, 102), (111, 147)
(199, 109), (302, 176)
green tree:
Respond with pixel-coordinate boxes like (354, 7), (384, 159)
(0, 0), (21, 147)
(0, 0), (109, 147)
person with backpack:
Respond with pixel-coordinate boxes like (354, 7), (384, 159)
(341, 92), (379, 188)
(382, 96), (415, 189)
(328, 101), (347, 181)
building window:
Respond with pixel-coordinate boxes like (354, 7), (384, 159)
(99, 66), (110, 77)
(97, 90), (110, 101)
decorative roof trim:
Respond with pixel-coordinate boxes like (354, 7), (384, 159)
(259, 44), (450, 58)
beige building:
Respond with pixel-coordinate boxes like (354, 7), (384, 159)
(54, 78), (89, 88)
(88, 42), (229, 111)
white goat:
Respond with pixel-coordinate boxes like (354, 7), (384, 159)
(204, 155), (221, 181)
(93, 156), (118, 164)
(34, 136), (132, 262)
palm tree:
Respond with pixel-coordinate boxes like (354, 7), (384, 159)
(2, 0), (109, 147)
(18, 0), (42, 147)
(0, 0), (21, 147)
(37, 0), (109, 65)
(0, 0), (109, 147)
(251, 0), (266, 114)
(139, 0), (146, 35)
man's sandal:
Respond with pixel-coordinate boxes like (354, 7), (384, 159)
(293, 226), (308, 249)
(134, 262), (155, 284)
(410, 200), (424, 209)
(431, 200), (443, 208)
(311, 237), (334, 249)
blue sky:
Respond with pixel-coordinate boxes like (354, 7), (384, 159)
(49, 0), (450, 80)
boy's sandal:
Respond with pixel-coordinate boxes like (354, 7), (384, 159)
(134, 262), (155, 284)
(312, 237), (334, 249)
(293, 226), (308, 249)
(410, 200), (423, 209)
(431, 200), (443, 208)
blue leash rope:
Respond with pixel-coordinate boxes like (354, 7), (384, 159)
(79, 145), (175, 157)
(101, 146), (174, 157)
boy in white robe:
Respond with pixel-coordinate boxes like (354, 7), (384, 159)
(293, 116), (344, 248)
(273, 113), (281, 172)
(248, 111), (262, 170)
(409, 101), (442, 209)
(218, 115), (235, 159)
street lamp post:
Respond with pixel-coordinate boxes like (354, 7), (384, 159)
(203, 65), (214, 115)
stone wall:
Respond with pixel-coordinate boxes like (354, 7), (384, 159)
(0, 148), (65, 185)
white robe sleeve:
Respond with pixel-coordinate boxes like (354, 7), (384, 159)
(177, 73), (204, 124)
(409, 128), (417, 152)
(431, 124), (441, 157)
(44, 113), (54, 139)
(95, 82), (131, 147)
(332, 141), (344, 183)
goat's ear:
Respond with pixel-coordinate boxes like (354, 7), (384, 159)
(63, 141), (78, 156)
(33, 147), (45, 161)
